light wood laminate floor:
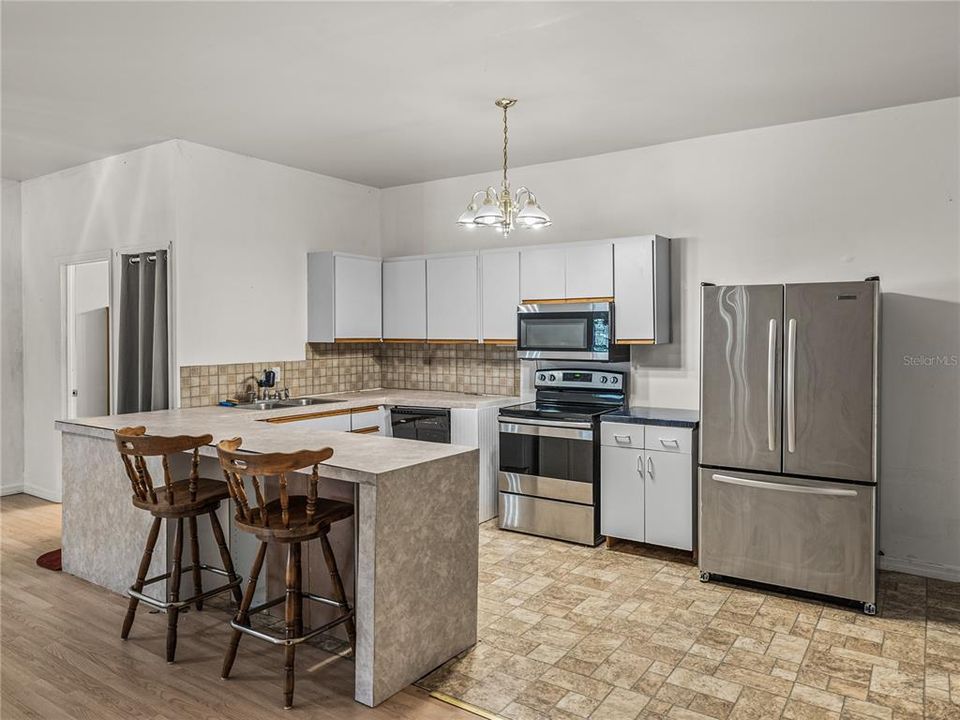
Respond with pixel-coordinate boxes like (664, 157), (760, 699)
(0, 494), (473, 720)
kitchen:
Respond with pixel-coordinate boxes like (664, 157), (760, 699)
(2, 3), (959, 720)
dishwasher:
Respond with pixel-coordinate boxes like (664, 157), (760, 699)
(390, 407), (451, 444)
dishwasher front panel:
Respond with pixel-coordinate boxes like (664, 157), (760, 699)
(698, 467), (875, 604)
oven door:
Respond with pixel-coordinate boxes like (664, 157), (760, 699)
(517, 303), (613, 360)
(498, 419), (596, 505)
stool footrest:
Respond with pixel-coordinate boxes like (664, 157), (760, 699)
(128, 563), (242, 611)
(231, 592), (354, 647)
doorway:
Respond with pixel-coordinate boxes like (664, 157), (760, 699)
(64, 260), (111, 419)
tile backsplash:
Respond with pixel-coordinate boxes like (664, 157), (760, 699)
(178, 342), (520, 408)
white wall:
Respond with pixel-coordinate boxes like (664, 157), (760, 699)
(381, 98), (960, 580)
(1, 179), (24, 495)
(19, 140), (381, 501)
(20, 142), (179, 501)
(173, 141), (380, 365)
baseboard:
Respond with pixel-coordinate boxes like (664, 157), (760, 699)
(879, 555), (960, 582)
(22, 484), (62, 503)
(0, 484), (24, 497)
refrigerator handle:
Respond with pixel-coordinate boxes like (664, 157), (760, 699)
(767, 318), (777, 452)
(786, 317), (797, 453)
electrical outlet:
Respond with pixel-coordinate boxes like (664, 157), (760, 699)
(271, 366), (282, 386)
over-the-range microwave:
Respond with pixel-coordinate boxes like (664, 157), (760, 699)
(516, 302), (629, 362)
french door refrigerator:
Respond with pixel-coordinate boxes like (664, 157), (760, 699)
(698, 280), (879, 614)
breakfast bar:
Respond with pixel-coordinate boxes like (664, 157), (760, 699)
(55, 394), (483, 707)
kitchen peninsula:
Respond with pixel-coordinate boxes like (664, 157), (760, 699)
(54, 391), (501, 707)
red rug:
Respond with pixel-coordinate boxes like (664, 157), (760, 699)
(36, 548), (62, 571)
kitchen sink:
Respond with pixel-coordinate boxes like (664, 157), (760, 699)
(233, 400), (286, 410)
(232, 397), (340, 410)
(277, 397), (340, 407)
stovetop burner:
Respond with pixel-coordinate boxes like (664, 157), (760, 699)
(499, 402), (617, 423)
(499, 368), (627, 423)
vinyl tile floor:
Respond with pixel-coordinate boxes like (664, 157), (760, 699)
(418, 522), (960, 720)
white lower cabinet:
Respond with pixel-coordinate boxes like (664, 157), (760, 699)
(601, 421), (695, 551)
(600, 446), (644, 542)
(643, 449), (693, 551)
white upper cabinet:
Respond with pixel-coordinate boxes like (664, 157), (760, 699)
(308, 252), (382, 342)
(480, 250), (520, 342)
(565, 243), (613, 299)
(382, 258), (426, 340)
(520, 246), (566, 301)
(520, 242), (613, 302)
(613, 235), (671, 344)
(427, 254), (479, 340)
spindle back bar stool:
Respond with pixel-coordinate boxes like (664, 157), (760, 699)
(216, 437), (356, 710)
(114, 426), (243, 662)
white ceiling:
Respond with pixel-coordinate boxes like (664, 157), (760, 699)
(3, 2), (958, 186)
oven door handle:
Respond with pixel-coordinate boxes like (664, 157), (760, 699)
(498, 416), (593, 430)
(498, 421), (593, 441)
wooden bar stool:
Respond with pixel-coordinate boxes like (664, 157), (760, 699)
(216, 437), (356, 710)
(114, 427), (244, 662)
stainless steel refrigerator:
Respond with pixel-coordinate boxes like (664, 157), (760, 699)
(698, 280), (880, 614)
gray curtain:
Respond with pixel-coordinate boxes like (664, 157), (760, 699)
(117, 250), (169, 413)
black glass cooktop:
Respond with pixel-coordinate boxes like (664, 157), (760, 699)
(499, 402), (619, 423)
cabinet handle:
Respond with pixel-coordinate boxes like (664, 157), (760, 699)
(614, 435), (632, 444)
(647, 456), (654, 479)
(659, 438), (680, 448)
(636, 454), (644, 478)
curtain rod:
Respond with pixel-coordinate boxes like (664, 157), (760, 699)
(128, 255), (157, 265)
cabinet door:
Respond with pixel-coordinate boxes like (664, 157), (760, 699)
(382, 259), (426, 340)
(600, 446), (645, 542)
(351, 407), (384, 434)
(334, 256), (382, 340)
(644, 449), (692, 551)
(565, 243), (613, 299)
(520, 246), (565, 302)
(427, 255), (479, 340)
(282, 413), (351, 432)
(480, 250), (520, 342)
(613, 237), (655, 342)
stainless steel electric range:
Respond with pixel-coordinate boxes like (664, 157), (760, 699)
(497, 369), (626, 545)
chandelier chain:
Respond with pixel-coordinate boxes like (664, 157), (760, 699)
(502, 103), (509, 190)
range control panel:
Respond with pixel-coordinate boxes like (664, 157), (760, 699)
(534, 369), (624, 390)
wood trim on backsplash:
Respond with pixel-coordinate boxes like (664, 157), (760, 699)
(520, 296), (614, 304)
(426, 339), (478, 344)
(382, 338), (427, 343)
(615, 338), (655, 345)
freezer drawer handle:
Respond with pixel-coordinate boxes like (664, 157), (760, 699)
(786, 318), (797, 453)
(767, 318), (777, 452)
(711, 474), (858, 497)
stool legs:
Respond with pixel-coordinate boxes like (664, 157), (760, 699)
(320, 532), (356, 653)
(222, 540), (268, 680)
(283, 543), (301, 709)
(188, 516), (203, 611)
(208, 509), (244, 605)
(121, 516), (162, 640)
(166, 517), (185, 663)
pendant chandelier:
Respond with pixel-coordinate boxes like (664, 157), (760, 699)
(457, 98), (551, 236)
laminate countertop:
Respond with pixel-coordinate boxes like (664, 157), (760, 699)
(600, 406), (700, 428)
(55, 389), (518, 483)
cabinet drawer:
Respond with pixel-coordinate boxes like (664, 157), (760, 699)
(644, 425), (691, 454)
(351, 408), (383, 434)
(601, 423), (644, 449)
